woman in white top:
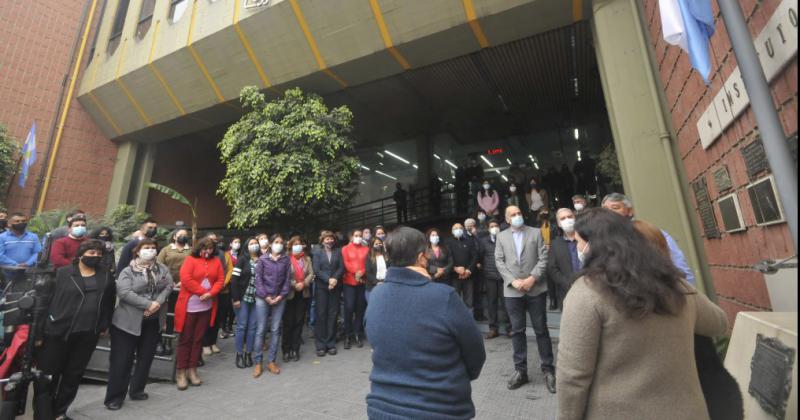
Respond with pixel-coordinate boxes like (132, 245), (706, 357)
(365, 237), (388, 303)
(526, 179), (548, 219)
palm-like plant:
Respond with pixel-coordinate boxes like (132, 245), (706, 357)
(147, 182), (199, 242)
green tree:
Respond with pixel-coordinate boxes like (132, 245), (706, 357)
(597, 143), (624, 189)
(0, 123), (20, 204)
(218, 86), (360, 228)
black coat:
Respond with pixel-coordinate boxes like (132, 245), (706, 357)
(546, 236), (579, 302)
(230, 255), (258, 302)
(478, 235), (501, 281)
(312, 248), (344, 287)
(40, 264), (116, 339)
(365, 254), (389, 291)
(425, 245), (453, 282)
(446, 237), (477, 280)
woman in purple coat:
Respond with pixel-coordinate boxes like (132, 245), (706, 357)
(252, 234), (292, 378)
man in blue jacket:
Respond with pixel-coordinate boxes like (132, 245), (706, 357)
(0, 213), (42, 285)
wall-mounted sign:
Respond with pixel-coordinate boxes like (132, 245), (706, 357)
(718, 193), (746, 233)
(748, 175), (786, 226)
(713, 165), (733, 193)
(698, 0), (798, 149)
(748, 334), (795, 420)
(741, 138), (771, 181)
(692, 177), (721, 238)
(486, 148), (504, 156)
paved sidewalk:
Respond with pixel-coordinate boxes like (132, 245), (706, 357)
(69, 330), (558, 419)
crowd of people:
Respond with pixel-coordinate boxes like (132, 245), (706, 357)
(0, 187), (737, 419)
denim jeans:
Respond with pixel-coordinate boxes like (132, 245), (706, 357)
(308, 281), (316, 327)
(505, 292), (554, 374)
(235, 301), (258, 354)
(254, 298), (286, 363)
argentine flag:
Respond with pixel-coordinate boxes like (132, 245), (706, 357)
(18, 121), (36, 188)
(660, 0), (716, 84)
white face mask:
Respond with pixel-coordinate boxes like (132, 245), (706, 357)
(248, 244), (260, 254)
(477, 213), (486, 222)
(353, 237), (363, 246)
(231, 242), (241, 251)
(574, 203), (585, 211)
(509, 185), (517, 193)
(452, 229), (464, 239)
(489, 227), (500, 236)
(510, 215), (525, 228)
(430, 235), (440, 245)
(292, 244), (304, 255)
(363, 233), (372, 242)
(271, 243), (284, 254)
(559, 218), (576, 233)
(483, 183), (491, 190)
(139, 248), (157, 261)
(259, 239), (269, 248)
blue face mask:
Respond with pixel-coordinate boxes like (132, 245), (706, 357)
(511, 215), (525, 228)
(71, 226), (87, 238)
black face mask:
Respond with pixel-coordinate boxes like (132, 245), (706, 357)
(81, 256), (102, 268)
(0, 219), (6, 229)
(177, 236), (190, 245)
(11, 223), (27, 232)
(98, 235), (112, 242)
(144, 228), (157, 238)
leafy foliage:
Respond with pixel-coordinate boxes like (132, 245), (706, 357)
(218, 86), (360, 228)
(597, 143), (623, 188)
(0, 123), (20, 204)
(148, 182), (198, 242)
(27, 208), (76, 237)
(96, 204), (150, 242)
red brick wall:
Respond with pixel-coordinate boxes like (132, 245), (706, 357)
(642, 0), (797, 319)
(0, 0), (116, 218)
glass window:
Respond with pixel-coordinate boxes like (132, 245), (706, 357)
(108, 0), (131, 55)
(136, 0), (156, 39)
(169, 0), (189, 23)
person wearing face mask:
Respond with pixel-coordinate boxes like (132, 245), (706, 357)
(156, 228), (191, 356)
(364, 237), (388, 303)
(219, 237), (241, 338)
(464, 217), (486, 320)
(480, 220), (511, 339)
(104, 239), (172, 410)
(446, 223), (478, 309)
(202, 233), (234, 356)
(506, 182), (523, 212)
(88, 227), (116, 275)
(281, 236), (314, 362)
(35, 240), (115, 420)
(362, 228), (373, 244)
(546, 209), (581, 311)
(48, 209), (86, 243)
(174, 237), (225, 390)
(572, 194), (588, 213)
(50, 217), (88, 269)
(117, 218), (159, 274)
(231, 238), (261, 368)
(256, 232), (270, 254)
(476, 179), (500, 217)
(374, 226), (387, 242)
(425, 228), (453, 286)
(0, 212), (42, 284)
(312, 230), (344, 357)
(526, 179), (548, 221)
(340, 229), (370, 350)
(252, 234), (292, 377)
(494, 205), (555, 393)
(365, 227), (486, 420)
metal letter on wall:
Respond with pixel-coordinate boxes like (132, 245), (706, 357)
(749, 334), (796, 419)
(692, 177), (721, 238)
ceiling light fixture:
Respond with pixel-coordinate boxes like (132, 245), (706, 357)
(574, 128), (580, 140)
(433, 154), (441, 160)
(506, 158), (512, 165)
(444, 159), (457, 169)
(374, 170), (397, 180)
(360, 165), (371, 171)
(384, 150), (410, 164)
(577, 151), (582, 162)
(502, 175), (508, 182)
(412, 164), (419, 169)
(480, 155), (494, 168)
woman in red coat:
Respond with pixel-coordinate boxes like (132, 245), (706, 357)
(341, 229), (370, 349)
(174, 237), (224, 390)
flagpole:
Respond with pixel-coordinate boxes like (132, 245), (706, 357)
(717, 0), (798, 251)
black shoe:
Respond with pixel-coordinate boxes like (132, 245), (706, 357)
(105, 401), (123, 411)
(548, 303), (558, 311)
(293, 350), (300, 362)
(129, 392), (148, 401)
(163, 338), (174, 356)
(354, 335), (363, 348)
(245, 353), (253, 367)
(507, 371), (529, 390)
(236, 353), (246, 369)
(327, 348), (337, 356)
(544, 371), (556, 394)
(316, 349), (326, 357)
(155, 340), (166, 356)
(198, 357), (205, 367)
(344, 337), (352, 350)
(283, 352), (291, 363)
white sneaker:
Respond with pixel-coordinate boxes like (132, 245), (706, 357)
(211, 344), (221, 354)
(202, 346), (212, 356)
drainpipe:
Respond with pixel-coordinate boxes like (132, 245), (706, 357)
(718, 0), (798, 252)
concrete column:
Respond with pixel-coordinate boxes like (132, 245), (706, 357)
(105, 141), (139, 216)
(592, 0), (714, 295)
(132, 143), (157, 213)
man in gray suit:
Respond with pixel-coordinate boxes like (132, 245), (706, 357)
(495, 205), (556, 393)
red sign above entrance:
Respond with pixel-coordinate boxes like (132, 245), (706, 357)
(487, 148), (504, 155)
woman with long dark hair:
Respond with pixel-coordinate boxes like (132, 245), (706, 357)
(252, 234), (292, 377)
(364, 236), (388, 303)
(231, 237), (260, 368)
(424, 228), (452, 286)
(476, 179), (500, 217)
(556, 208), (728, 420)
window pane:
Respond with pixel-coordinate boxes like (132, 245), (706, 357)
(139, 0), (156, 21)
(110, 0), (130, 38)
(169, 0), (188, 23)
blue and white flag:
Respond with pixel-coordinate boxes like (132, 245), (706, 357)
(660, 0), (716, 84)
(18, 121), (36, 188)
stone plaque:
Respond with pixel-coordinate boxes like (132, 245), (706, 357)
(692, 177), (720, 238)
(741, 139), (770, 180)
(713, 166), (733, 193)
(749, 334), (795, 419)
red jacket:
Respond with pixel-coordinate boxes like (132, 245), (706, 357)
(50, 236), (85, 268)
(341, 242), (369, 287)
(174, 255), (225, 333)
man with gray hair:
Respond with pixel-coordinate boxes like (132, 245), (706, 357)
(602, 193), (696, 285)
(546, 208), (581, 309)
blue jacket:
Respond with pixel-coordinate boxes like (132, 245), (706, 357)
(0, 230), (42, 267)
(366, 267), (486, 420)
(311, 247), (344, 285)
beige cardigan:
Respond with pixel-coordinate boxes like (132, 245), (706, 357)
(557, 277), (728, 420)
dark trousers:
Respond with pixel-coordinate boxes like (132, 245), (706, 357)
(472, 271), (485, 317)
(314, 281), (340, 351)
(486, 279), (510, 331)
(343, 284), (366, 338)
(35, 331), (99, 417)
(395, 203), (408, 223)
(452, 276), (474, 309)
(165, 290), (178, 333)
(505, 292), (555, 374)
(104, 319), (160, 404)
(176, 310), (211, 369)
(204, 292), (231, 346)
(282, 296), (308, 354)
(545, 273), (559, 309)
